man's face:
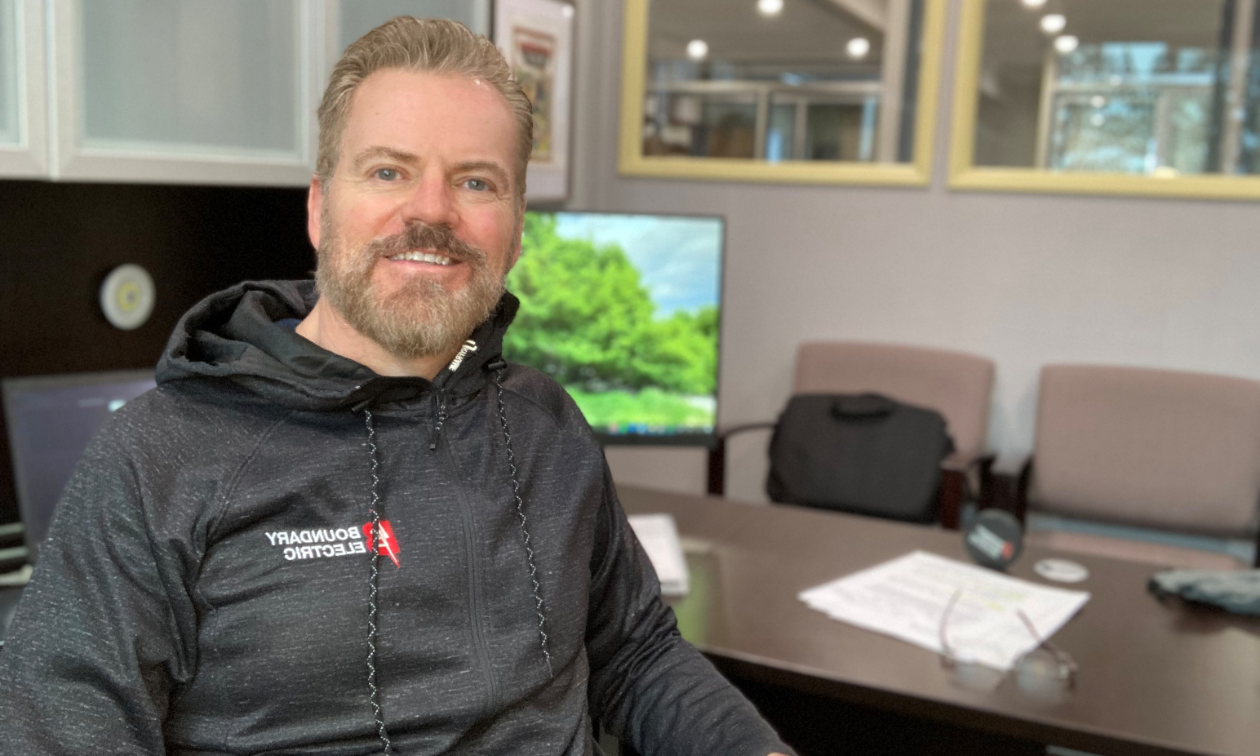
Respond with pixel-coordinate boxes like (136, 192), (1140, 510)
(308, 69), (523, 359)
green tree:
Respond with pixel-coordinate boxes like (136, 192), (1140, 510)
(505, 214), (717, 396)
(634, 306), (718, 395)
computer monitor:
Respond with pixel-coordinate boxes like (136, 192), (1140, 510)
(2, 370), (156, 562)
(504, 211), (724, 445)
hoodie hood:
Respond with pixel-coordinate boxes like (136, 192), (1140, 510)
(156, 280), (520, 412)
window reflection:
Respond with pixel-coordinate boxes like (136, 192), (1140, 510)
(975, 0), (1260, 176)
(642, 0), (924, 164)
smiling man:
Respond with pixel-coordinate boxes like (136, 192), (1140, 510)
(0, 17), (791, 756)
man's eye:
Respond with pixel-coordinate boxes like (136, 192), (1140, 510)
(465, 178), (489, 191)
(374, 168), (400, 181)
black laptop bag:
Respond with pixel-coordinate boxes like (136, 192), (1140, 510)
(766, 393), (955, 523)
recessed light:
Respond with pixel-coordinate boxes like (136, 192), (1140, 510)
(1041, 14), (1066, 34)
(1090, 95), (1107, 108)
(847, 37), (871, 59)
(758, 0), (784, 16)
(686, 39), (709, 60)
(1054, 34), (1079, 53)
(1021, 0), (1047, 7)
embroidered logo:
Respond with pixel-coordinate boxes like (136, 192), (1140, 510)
(363, 520), (402, 568)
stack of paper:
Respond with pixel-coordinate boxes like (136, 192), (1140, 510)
(628, 514), (690, 596)
(800, 551), (1090, 671)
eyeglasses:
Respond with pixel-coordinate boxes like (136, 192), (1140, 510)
(939, 589), (1078, 696)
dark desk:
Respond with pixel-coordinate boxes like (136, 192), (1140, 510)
(619, 486), (1260, 756)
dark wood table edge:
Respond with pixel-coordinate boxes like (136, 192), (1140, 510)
(700, 644), (1219, 756)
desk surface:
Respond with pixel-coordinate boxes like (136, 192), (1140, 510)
(619, 486), (1260, 756)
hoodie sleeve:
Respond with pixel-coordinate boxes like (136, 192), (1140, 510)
(0, 427), (196, 755)
(584, 464), (793, 756)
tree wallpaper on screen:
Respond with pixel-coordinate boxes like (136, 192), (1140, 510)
(503, 212), (719, 432)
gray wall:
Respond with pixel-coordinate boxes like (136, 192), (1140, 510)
(574, 0), (1260, 503)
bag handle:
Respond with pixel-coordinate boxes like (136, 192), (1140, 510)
(831, 393), (896, 419)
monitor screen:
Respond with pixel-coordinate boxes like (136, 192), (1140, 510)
(2, 370), (156, 559)
(504, 211), (724, 445)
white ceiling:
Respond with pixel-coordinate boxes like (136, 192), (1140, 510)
(648, 0), (887, 67)
(983, 0), (1230, 72)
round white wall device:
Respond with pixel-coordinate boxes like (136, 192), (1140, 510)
(99, 264), (156, 331)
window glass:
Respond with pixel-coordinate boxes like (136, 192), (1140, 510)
(642, 0), (924, 164)
(973, 0), (1260, 176)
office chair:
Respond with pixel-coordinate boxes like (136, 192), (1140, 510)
(708, 341), (996, 528)
(1015, 365), (1260, 569)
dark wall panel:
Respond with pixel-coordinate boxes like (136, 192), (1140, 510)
(0, 180), (314, 523)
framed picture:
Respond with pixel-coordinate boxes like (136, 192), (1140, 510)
(493, 0), (574, 204)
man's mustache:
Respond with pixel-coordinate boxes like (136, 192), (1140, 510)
(363, 222), (487, 266)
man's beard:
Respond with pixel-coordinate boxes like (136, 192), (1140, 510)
(315, 219), (506, 360)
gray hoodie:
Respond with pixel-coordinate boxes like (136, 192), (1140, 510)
(0, 280), (790, 756)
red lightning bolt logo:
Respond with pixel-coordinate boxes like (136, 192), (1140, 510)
(362, 520), (401, 568)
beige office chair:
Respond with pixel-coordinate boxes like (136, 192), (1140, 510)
(1016, 365), (1260, 569)
(708, 341), (996, 528)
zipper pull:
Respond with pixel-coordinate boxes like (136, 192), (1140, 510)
(447, 339), (478, 372)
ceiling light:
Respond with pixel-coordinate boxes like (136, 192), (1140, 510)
(847, 37), (871, 59)
(686, 39), (709, 60)
(1054, 34), (1079, 53)
(1021, 0), (1047, 7)
(757, 0), (784, 16)
(1090, 95), (1107, 108)
(1040, 14), (1066, 34)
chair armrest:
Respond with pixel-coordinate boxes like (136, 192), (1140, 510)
(937, 454), (996, 531)
(706, 422), (777, 496)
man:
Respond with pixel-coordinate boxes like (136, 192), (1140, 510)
(0, 18), (792, 756)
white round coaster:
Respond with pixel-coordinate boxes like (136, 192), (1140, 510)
(1034, 558), (1089, 583)
(100, 264), (156, 330)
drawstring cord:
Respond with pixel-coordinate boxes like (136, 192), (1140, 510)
(490, 361), (553, 678)
(362, 409), (393, 755)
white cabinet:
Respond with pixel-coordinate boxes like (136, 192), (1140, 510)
(0, 1), (501, 187)
(47, 0), (319, 186)
(0, 0), (47, 177)
(327, 0), (489, 61)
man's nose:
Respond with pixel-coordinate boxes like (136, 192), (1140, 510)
(400, 174), (458, 229)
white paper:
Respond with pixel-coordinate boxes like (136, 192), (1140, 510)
(799, 551), (1090, 671)
(628, 514), (689, 596)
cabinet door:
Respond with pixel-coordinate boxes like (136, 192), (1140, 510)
(50, 0), (318, 186)
(0, 0), (47, 177)
(327, 0), (490, 62)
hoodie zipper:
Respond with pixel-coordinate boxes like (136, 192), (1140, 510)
(433, 394), (501, 717)
(432, 340), (500, 712)
(428, 389), (448, 451)
(428, 340), (473, 451)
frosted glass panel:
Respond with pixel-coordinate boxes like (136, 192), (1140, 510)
(338, 0), (490, 54)
(81, 0), (300, 155)
(0, 0), (18, 146)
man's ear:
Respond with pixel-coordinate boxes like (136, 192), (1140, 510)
(307, 176), (325, 250)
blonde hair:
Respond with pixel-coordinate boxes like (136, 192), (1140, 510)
(317, 17), (533, 200)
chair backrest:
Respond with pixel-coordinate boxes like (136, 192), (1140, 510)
(1032, 365), (1260, 537)
(793, 341), (994, 468)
